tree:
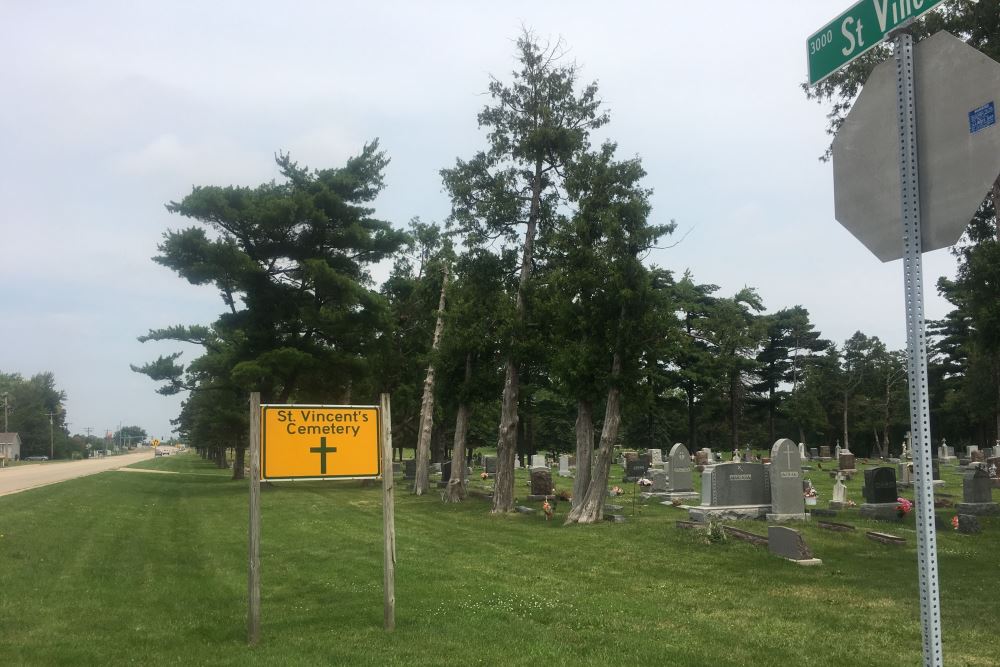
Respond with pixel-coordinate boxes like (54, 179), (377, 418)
(753, 307), (831, 442)
(0, 372), (67, 458)
(135, 145), (407, 478)
(441, 31), (608, 513)
(558, 143), (671, 524)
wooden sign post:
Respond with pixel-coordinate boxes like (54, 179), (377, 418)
(246, 393), (395, 644)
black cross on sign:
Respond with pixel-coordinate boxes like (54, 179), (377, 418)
(310, 437), (337, 475)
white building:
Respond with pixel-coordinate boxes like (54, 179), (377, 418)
(0, 432), (22, 462)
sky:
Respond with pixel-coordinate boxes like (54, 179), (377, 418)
(0, 1), (966, 441)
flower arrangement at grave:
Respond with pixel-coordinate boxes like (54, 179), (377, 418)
(480, 471), (488, 480)
(609, 485), (625, 497)
(637, 478), (652, 488)
(951, 515), (959, 530)
(542, 499), (553, 521)
(896, 497), (913, 518)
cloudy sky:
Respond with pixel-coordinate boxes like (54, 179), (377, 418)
(1, 1), (963, 440)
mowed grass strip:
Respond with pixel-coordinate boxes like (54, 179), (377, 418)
(0, 452), (996, 665)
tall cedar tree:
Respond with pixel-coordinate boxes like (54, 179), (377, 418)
(441, 32), (607, 513)
(559, 144), (671, 524)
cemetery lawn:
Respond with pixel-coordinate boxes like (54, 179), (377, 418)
(0, 453), (997, 666)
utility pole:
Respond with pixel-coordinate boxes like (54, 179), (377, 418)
(2, 392), (8, 432)
(47, 411), (55, 459)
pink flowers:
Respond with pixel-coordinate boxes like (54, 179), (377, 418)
(951, 515), (959, 530)
(896, 497), (913, 517)
(610, 486), (625, 497)
(638, 478), (653, 488)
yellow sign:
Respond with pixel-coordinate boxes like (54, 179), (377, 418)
(152, 438), (161, 447)
(261, 405), (380, 481)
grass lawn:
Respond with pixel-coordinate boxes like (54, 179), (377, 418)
(0, 451), (996, 666)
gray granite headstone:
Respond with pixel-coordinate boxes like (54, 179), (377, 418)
(648, 468), (667, 493)
(530, 454), (547, 469)
(768, 526), (814, 561)
(558, 454), (571, 477)
(810, 447), (820, 459)
(667, 443), (694, 492)
(964, 468), (992, 504)
(650, 449), (663, 467)
(705, 462), (770, 506)
(769, 438), (805, 517)
(863, 467), (897, 504)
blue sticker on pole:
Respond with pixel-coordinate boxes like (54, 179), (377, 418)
(969, 101), (996, 134)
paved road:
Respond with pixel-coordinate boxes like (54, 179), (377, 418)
(0, 450), (154, 497)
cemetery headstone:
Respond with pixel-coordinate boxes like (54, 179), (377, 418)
(898, 462), (913, 486)
(860, 467), (899, 520)
(819, 446), (832, 460)
(404, 459), (416, 480)
(831, 473), (848, 509)
(799, 442), (808, 461)
(638, 453), (652, 470)
(650, 449), (663, 467)
(664, 443), (698, 500)
(529, 468), (552, 497)
(957, 514), (982, 534)
(688, 461), (771, 521)
(810, 447), (820, 460)
(971, 449), (986, 463)
(835, 445), (842, 460)
(558, 454), (571, 477)
(484, 456), (498, 477)
(768, 438), (806, 521)
(624, 458), (647, 482)
(643, 469), (668, 495)
(695, 450), (709, 467)
(768, 526), (820, 565)
(531, 454), (547, 469)
(839, 451), (857, 472)
(956, 468), (999, 515)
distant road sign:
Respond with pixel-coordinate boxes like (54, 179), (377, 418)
(832, 32), (1000, 261)
(261, 405), (379, 481)
(152, 438), (160, 447)
(807, 0), (945, 85)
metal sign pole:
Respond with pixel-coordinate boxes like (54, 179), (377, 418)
(892, 29), (943, 667)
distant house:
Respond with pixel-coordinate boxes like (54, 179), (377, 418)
(0, 432), (22, 462)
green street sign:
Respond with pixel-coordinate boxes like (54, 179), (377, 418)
(807, 0), (945, 85)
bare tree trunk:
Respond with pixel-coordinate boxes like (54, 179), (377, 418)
(413, 266), (449, 496)
(572, 400), (594, 507)
(686, 387), (697, 450)
(565, 354), (622, 525)
(493, 159), (543, 514)
(445, 403), (471, 502)
(445, 354), (473, 503)
(232, 444), (245, 480)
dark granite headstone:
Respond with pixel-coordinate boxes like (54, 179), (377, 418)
(706, 462), (770, 506)
(530, 468), (552, 496)
(667, 443), (694, 492)
(638, 453), (652, 470)
(484, 456), (498, 475)
(624, 459), (646, 482)
(769, 438), (804, 516)
(863, 467), (897, 504)
(932, 459), (941, 481)
(958, 514), (981, 534)
(403, 459), (416, 480)
(809, 447), (820, 459)
(839, 453), (856, 470)
(964, 468), (992, 504)
(768, 526), (814, 561)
